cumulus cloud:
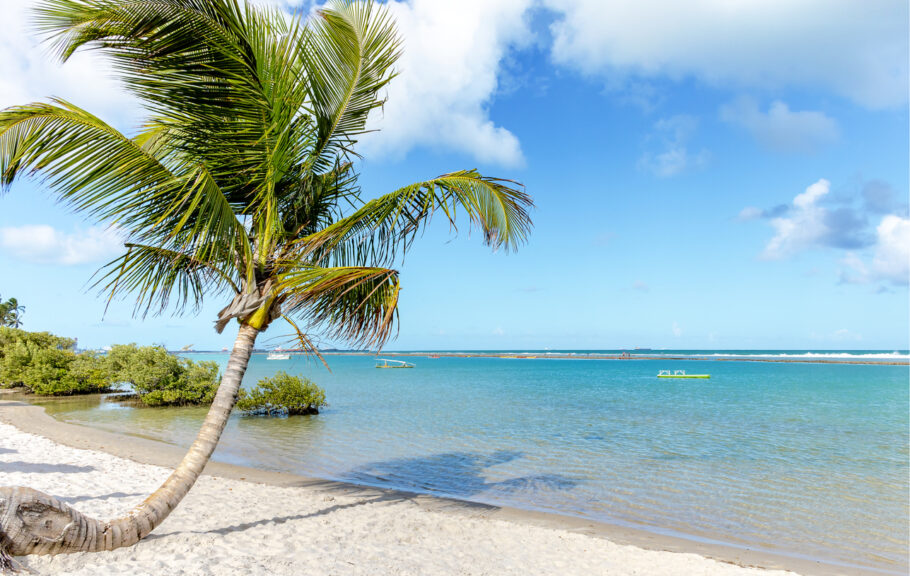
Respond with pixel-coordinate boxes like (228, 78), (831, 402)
(638, 115), (709, 177)
(761, 179), (831, 259)
(842, 216), (910, 287)
(543, 0), (908, 109)
(720, 98), (839, 153)
(358, 0), (532, 167)
(0, 2), (140, 127)
(759, 179), (878, 259)
(747, 178), (908, 288)
(0, 225), (124, 265)
(870, 216), (910, 285)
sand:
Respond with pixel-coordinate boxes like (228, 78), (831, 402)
(0, 419), (815, 576)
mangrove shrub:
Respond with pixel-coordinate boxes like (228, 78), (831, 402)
(237, 372), (326, 416)
(0, 327), (109, 395)
(106, 344), (220, 406)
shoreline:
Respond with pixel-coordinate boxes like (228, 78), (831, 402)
(0, 397), (889, 576)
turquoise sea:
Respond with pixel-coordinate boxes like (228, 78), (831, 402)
(29, 351), (910, 573)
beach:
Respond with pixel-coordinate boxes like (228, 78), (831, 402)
(0, 398), (838, 576)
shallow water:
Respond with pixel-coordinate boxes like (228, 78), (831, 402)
(27, 355), (910, 573)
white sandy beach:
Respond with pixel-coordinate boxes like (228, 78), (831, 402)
(0, 420), (804, 576)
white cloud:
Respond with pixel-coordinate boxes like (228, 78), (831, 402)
(671, 321), (682, 337)
(543, 0), (909, 109)
(870, 216), (910, 285)
(720, 98), (839, 153)
(761, 179), (831, 259)
(0, 2), (140, 128)
(638, 115), (709, 178)
(751, 179), (907, 287)
(843, 215), (910, 286)
(359, 0), (531, 167)
(0, 225), (124, 265)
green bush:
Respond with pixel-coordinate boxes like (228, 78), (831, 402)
(24, 350), (110, 396)
(0, 327), (76, 389)
(0, 329), (218, 400)
(0, 327), (108, 395)
(106, 344), (219, 406)
(237, 371), (326, 416)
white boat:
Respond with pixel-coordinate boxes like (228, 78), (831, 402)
(267, 351), (291, 360)
(375, 358), (415, 369)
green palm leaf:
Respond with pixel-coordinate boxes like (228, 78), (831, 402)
(94, 244), (239, 317)
(304, 0), (401, 173)
(278, 265), (400, 349)
(300, 170), (533, 268)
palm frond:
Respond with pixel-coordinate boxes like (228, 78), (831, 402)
(299, 170), (533, 267)
(146, 163), (255, 289)
(303, 0), (401, 173)
(0, 99), (254, 305)
(280, 315), (330, 371)
(0, 99), (175, 220)
(278, 265), (400, 349)
(35, 0), (315, 216)
(94, 243), (239, 317)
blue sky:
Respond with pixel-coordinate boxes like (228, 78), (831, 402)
(0, 0), (907, 351)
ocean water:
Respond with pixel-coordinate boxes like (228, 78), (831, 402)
(28, 353), (909, 573)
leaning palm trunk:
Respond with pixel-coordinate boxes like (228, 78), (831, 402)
(0, 324), (258, 557)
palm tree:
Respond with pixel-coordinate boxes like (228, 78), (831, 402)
(0, 0), (532, 558)
(0, 296), (24, 328)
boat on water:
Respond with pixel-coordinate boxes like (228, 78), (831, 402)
(375, 358), (415, 369)
(267, 351), (291, 360)
(658, 370), (710, 379)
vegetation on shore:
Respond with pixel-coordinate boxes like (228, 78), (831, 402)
(237, 371), (326, 416)
(0, 327), (110, 395)
(0, 328), (219, 404)
(106, 344), (219, 406)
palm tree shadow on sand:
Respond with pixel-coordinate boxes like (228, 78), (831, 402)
(147, 450), (577, 540)
(344, 450), (578, 499)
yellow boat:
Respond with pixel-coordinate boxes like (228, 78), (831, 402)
(657, 370), (710, 379)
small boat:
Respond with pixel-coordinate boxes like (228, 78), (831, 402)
(428, 354), (440, 359)
(375, 358), (415, 369)
(267, 351), (291, 360)
(658, 370), (709, 379)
